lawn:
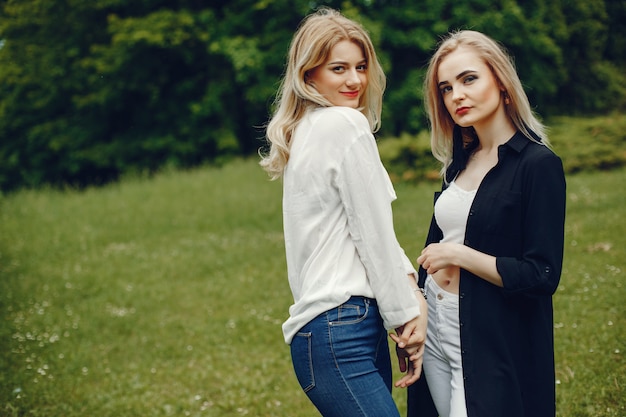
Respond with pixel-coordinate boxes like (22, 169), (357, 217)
(0, 158), (624, 416)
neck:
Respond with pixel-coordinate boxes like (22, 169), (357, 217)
(474, 119), (516, 152)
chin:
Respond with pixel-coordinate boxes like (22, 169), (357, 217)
(454, 118), (474, 128)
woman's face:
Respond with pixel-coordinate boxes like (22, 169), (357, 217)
(307, 40), (368, 108)
(436, 46), (504, 130)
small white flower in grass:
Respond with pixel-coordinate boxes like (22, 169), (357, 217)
(608, 321), (613, 326)
(615, 349), (621, 354)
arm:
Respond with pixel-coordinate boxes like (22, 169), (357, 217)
(336, 118), (421, 329)
(418, 152), (566, 294)
(418, 243), (503, 286)
(497, 153), (566, 294)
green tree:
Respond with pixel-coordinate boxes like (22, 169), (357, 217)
(0, 0), (112, 189)
(0, 0), (624, 191)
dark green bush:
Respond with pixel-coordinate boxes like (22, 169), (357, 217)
(379, 113), (626, 184)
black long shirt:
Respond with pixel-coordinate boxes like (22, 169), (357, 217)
(408, 131), (566, 417)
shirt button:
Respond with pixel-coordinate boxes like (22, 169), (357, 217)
(437, 293), (443, 300)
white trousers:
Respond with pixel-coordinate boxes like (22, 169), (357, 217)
(422, 276), (468, 417)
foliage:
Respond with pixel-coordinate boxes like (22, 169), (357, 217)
(377, 131), (441, 183)
(378, 112), (626, 184)
(0, 0), (625, 190)
(0, 157), (624, 416)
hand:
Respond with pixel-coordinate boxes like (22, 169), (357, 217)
(417, 242), (459, 275)
(389, 292), (427, 388)
(393, 341), (424, 388)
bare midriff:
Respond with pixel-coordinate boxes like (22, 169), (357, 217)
(432, 266), (461, 294)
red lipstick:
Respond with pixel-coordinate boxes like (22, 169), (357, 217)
(341, 91), (359, 99)
(456, 106), (470, 115)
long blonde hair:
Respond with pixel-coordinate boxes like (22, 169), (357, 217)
(259, 8), (386, 179)
(423, 30), (548, 180)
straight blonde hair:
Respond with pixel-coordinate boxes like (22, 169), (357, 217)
(259, 8), (386, 179)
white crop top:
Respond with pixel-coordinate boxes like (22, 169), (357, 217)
(434, 181), (477, 244)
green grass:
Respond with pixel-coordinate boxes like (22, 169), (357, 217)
(1, 158), (625, 416)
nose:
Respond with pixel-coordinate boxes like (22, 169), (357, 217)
(452, 86), (465, 102)
(345, 69), (361, 88)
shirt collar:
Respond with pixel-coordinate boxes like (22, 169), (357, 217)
(502, 130), (532, 154)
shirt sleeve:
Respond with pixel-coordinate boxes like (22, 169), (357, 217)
(496, 151), (566, 295)
(334, 118), (421, 330)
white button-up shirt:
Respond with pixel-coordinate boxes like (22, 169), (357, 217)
(281, 106), (421, 344)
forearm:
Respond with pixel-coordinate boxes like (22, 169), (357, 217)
(455, 244), (503, 287)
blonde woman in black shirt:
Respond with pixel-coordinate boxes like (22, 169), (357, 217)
(408, 30), (566, 417)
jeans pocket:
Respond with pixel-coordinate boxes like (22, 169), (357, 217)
(331, 299), (368, 325)
(291, 331), (315, 393)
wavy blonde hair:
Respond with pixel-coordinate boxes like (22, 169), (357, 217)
(259, 8), (386, 179)
(423, 30), (548, 180)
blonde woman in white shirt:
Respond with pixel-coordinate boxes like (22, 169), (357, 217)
(260, 8), (427, 417)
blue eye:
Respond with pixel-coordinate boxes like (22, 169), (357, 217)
(440, 85), (452, 95)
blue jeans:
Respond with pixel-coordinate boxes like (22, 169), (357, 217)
(290, 296), (400, 417)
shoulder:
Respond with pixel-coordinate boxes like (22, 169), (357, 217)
(309, 106), (371, 136)
(506, 132), (561, 167)
(521, 140), (562, 168)
(293, 107), (375, 162)
(517, 141), (565, 191)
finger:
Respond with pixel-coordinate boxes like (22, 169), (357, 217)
(409, 345), (424, 361)
(407, 358), (422, 384)
(394, 362), (422, 388)
(394, 369), (414, 388)
(398, 322), (417, 344)
(406, 361), (422, 385)
(391, 328), (413, 349)
(389, 332), (405, 348)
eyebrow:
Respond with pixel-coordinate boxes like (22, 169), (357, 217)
(438, 69), (477, 88)
(326, 59), (367, 66)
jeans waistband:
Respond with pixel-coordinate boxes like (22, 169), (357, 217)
(426, 275), (459, 306)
